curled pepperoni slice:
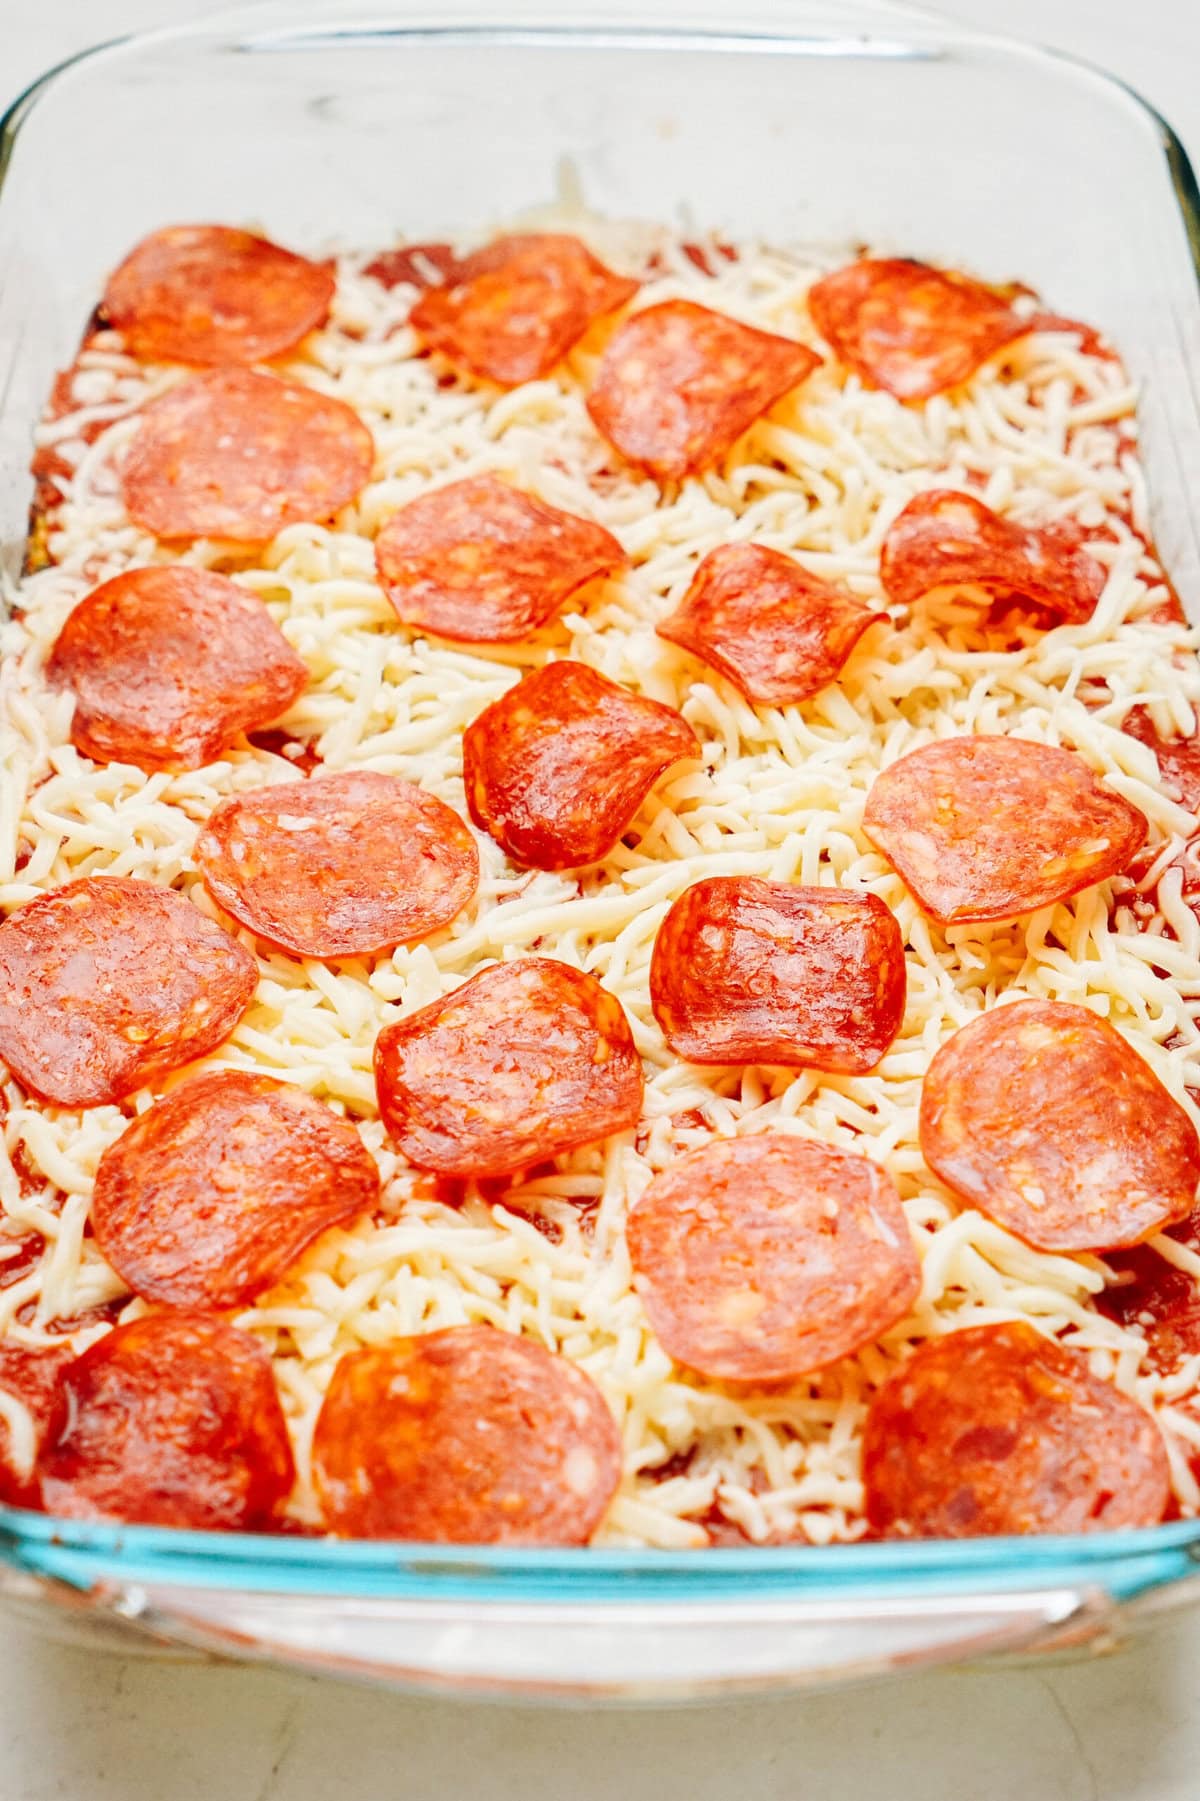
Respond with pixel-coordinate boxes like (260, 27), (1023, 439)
(195, 770), (479, 961)
(92, 1070), (380, 1308)
(586, 300), (822, 482)
(102, 224), (335, 366)
(36, 1314), (294, 1528)
(862, 736), (1147, 924)
(880, 490), (1105, 626)
(374, 957), (643, 1177)
(919, 999), (1200, 1253)
(462, 661), (699, 870)
(0, 1344), (73, 1509)
(657, 543), (884, 704)
(650, 879), (906, 1072)
(409, 232), (639, 386)
(121, 369), (374, 543)
(627, 1136), (919, 1383)
(312, 1325), (621, 1543)
(807, 259), (1028, 401)
(863, 1322), (1170, 1537)
(0, 877), (257, 1108)
(45, 566), (308, 771)
(375, 474), (625, 643)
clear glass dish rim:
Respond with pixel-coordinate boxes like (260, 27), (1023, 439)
(0, 0), (1198, 1601)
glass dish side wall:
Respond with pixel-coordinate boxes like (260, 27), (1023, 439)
(2, 3), (1199, 597)
(2, 0), (1200, 1693)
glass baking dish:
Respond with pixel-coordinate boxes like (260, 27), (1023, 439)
(2, 0), (1200, 1700)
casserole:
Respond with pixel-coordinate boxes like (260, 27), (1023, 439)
(1, 0), (1200, 1699)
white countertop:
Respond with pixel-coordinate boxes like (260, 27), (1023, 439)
(4, 2), (1200, 1796)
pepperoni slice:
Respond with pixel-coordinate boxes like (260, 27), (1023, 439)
(312, 1325), (621, 1543)
(650, 879), (906, 1072)
(0, 877), (257, 1108)
(863, 1322), (1170, 1537)
(373, 957), (643, 1177)
(880, 490), (1105, 626)
(375, 474), (625, 643)
(121, 369), (374, 543)
(45, 566), (308, 771)
(92, 1070), (380, 1308)
(919, 999), (1200, 1253)
(102, 224), (335, 366)
(862, 736), (1147, 924)
(626, 1136), (920, 1383)
(0, 1343), (72, 1509)
(409, 232), (639, 386)
(462, 661), (699, 870)
(586, 300), (822, 482)
(36, 1314), (294, 1528)
(657, 542), (884, 704)
(1121, 707), (1200, 816)
(807, 259), (1029, 401)
(195, 770), (478, 962)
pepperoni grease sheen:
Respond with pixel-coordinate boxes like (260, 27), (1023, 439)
(312, 1326), (622, 1544)
(46, 565), (308, 770)
(103, 224), (335, 366)
(0, 877), (257, 1107)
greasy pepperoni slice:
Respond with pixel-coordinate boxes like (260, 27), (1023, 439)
(195, 770), (479, 961)
(375, 475), (625, 643)
(461, 661), (699, 870)
(312, 1325), (621, 1543)
(121, 369), (374, 543)
(0, 877), (257, 1108)
(880, 490), (1105, 625)
(36, 1314), (294, 1528)
(91, 1070), (380, 1308)
(863, 1322), (1170, 1537)
(0, 1343), (72, 1509)
(373, 957), (643, 1177)
(102, 224), (335, 366)
(650, 878), (906, 1072)
(586, 300), (822, 482)
(627, 1136), (920, 1383)
(919, 999), (1200, 1252)
(807, 259), (1029, 401)
(45, 566), (308, 771)
(1121, 707), (1200, 816)
(862, 736), (1147, 924)
(657, 542), (884, 704)
(409, 232), (639, 386)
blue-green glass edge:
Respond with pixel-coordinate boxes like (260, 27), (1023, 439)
(3, 1505), (1200, 1605)
(0, 9), (1198, 1607)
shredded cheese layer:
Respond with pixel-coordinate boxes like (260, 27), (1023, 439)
(2, 219), (1200, 1546)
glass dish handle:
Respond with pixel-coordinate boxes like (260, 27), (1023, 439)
(71, 1578), (1112, 1697)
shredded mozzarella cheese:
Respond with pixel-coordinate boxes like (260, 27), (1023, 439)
(2, 219), (1199, 1545)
